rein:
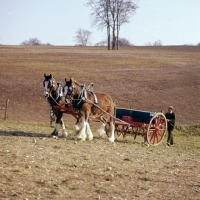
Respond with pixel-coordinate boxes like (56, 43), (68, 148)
(47, 82), (69, 107)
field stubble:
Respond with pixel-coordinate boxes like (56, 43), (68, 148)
(0, 120), (200, 199)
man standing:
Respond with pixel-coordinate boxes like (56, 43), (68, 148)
(165, 106), (175, 146)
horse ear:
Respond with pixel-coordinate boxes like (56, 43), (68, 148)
(44, 73), (46, 78)
(50, 74), (52, 78)
(65, 78), (67, 82)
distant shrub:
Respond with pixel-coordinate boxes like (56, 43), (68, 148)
(95, 37), (134, 46)
(153, 40), (162, 46)
(145, 40), (162, 46)
(21, 38), (52, 46)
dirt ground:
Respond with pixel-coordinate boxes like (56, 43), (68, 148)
(0, 45), (200, 199)
(0, 121), (199, 200)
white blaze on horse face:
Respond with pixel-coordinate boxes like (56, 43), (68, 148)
(63, 86), (68, 97)
(60, 89), (63, 97)
(43, 81), (49, 96)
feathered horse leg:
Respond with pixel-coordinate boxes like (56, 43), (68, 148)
(76, 111), (87, 141)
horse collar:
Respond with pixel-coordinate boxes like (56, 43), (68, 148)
(79, 86), (87, 100)
(90, 91), (98, 104)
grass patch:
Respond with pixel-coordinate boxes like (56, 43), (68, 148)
(142, 177), (151, 181)
(70, 186), (79, 190)
(62, 163), (70, 167)
(124, 158), (131, 161)
(176, 124), (200, 136)
(140, 187), (149, 191)
(51, 189), (60, 195)
(96, 188), (107, 194)
(13, 169), (20, 173)
(81, 155), (89, 160)
(35, 181), (45, 186)
(62, 179), (69, 184)
(53, 145), (61, 149)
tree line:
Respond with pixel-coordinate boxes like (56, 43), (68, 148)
(21, 35), (200, 47)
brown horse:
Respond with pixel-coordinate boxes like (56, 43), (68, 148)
(63, 78), (115, 142)
(43, 74), (80, 137)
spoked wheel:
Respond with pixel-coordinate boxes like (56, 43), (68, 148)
(147, 113), (167, 146)
(114, 123), (129, 139)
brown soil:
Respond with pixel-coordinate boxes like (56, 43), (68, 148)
(0, 45), (200, 199)
(0, 45), (200, 125)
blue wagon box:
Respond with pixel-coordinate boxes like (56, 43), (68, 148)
(115, 107), (156, 124)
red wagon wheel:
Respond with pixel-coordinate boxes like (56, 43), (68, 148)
(114, 121), (129, 139)
(147, 113), (167, 146)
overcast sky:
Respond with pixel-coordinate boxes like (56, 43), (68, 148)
(0, 0), (200, 46)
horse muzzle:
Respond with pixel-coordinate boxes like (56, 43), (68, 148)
(44, 91), (49, 97)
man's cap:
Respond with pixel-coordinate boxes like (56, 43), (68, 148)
(168, 106), (173, 109)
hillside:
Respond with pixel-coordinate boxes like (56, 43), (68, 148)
(0, 45), (200, 125)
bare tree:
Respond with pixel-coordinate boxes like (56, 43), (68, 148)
(21, 38), (41, 45)
(87, 0), (111, 49)
(153, 40), (162, 46)
(74, 29), (92, 46)
(86, 0), (138, 50)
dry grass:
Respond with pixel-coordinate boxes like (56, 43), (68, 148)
(0, 120), (200, 199)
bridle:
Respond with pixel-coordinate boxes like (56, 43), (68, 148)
(64, 79), (76, 99)
(43, 74), (56, 98)
(43, 75), (66, 107)
(64, 79), (89, 109)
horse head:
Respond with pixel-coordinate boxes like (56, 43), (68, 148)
(63, 78), (78, 99)
(43, 73), (56, 97)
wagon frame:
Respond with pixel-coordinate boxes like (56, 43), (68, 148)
(114, 107), (167, 146)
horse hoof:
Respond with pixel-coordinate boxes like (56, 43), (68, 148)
(61, 135), (67, 138)
(109, 138), (115, 142)
(97, 130), (106, 138)
(52, 135), (58, 139)
(61, 132), (68, 138)
(73, 125), (80, 135)
(51, 133), (58, 137)
(77, 136), (86, 141)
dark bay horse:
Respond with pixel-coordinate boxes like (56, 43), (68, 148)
(63, 78), (115, 142)
(43, 74), (80, 137)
